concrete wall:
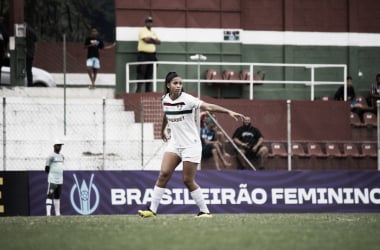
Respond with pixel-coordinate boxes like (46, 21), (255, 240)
(113, 0), (380, 98)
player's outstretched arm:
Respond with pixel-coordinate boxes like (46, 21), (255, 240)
(200, 102), (246, 122)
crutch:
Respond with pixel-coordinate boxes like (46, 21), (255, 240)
(206, 111), (256, 170)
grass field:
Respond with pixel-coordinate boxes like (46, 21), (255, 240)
(1, 213), (379, 250)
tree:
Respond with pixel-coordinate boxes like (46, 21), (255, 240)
(24, 0), (114, 42)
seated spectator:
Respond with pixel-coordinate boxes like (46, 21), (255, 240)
(232, 116), (268, 170)
(334, 76), (362, 108)
(201, 117), (231, 170)
(335, 76), (367, 121)
(200, 111), (209, 129)
(201, 111), (230, 147)
(370, 73), (380, 108)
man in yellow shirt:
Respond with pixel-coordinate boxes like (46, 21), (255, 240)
(136, 16), (161, 93)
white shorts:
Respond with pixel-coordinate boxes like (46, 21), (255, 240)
(165, 142), (202, 164)
(86, 57), (100, 69)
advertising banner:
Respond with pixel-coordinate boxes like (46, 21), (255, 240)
(0, 171), (30, 216)
(29, 170), (380, 216)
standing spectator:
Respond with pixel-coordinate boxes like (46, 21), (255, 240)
(370, 73), (380, 108)
(137, 71), (246, 218)
(0, 16), (9, 84)
(45, 140), (65, 216)
(232, 116), (268, 170)
(84, 27), (115, 89)
(136, 16), (161, 93)
(201, 116), (231, 170)
(26, 23), (37, 87)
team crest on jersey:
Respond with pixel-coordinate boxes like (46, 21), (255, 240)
(177, 103), (184, 110)
(54, 155), (64, 162)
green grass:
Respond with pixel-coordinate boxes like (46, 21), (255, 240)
(1, 214), (379, 250)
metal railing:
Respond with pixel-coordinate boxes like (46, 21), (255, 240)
(126, 61), (347, 100)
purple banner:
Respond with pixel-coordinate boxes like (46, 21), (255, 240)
(28, 170), (380, 216)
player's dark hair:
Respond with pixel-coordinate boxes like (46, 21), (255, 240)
(165, 72), (184, 94)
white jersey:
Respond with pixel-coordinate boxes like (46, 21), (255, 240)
(46, 152), (64, 184)
(162, 92), (202, 148)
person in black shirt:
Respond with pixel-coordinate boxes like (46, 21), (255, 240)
(334, 76), (362, 108)
(232, 116), (268, 170)
(369, 73), (380, 108)
(84, 27), (115, 89)
(26, 24), (37, 87)
(334, 76), (367, 121)
(0, 16), (9, 85)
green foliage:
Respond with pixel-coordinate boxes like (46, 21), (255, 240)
(0, 214), (380, 250)
(23, 0), (115, 42)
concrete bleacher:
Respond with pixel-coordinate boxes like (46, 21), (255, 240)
(0, 87), (165, 171)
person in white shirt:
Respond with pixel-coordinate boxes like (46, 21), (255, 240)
(138, 72), (246, 218)
(45, 140), (64, 216)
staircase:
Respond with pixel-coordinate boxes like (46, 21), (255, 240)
(0, 87), (164, 171)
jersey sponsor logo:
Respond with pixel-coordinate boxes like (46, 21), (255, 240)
(70, 174), (100, 215)
(167, 115), (185, 123)
(53, 155), (64, 163)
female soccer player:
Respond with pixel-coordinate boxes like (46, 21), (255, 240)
(138, 72), (246, 218)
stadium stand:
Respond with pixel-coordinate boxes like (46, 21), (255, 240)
(343, 143), (363, 158)
(270, 142), (287, 158)
(350, 112), (363, 127)
(291, 143), (308, 157)
(355, 96), (370, 109)
(325, 142), (343, 158)
(120, 94), (377, 171)
(307, 142), (327, 158)
(363, 112), (377, 127)
(324, 142), (345, 169)
(306, 142), (327, 169)
(205, 69), (224, 98)
(265, 142), (287, 170)
(320, 96), (331, 101)
(361, 143), (377, 158)
(239, 70), (266, 85)
(223, 69), (240, 82)
(239, 69), (250, 81)
(205, 69), (223, 83)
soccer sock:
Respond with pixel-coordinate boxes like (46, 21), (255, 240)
(53, 199), (61, 216)
(46, 198), (53, 216)
(149, 185), (166, 214)
(190, 188), (210, 214)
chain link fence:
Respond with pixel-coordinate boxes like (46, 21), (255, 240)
(1, 96), (166, 171)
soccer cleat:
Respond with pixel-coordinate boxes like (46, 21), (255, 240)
(138, 209), (156, 218)
(196, 212), (213, 218)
